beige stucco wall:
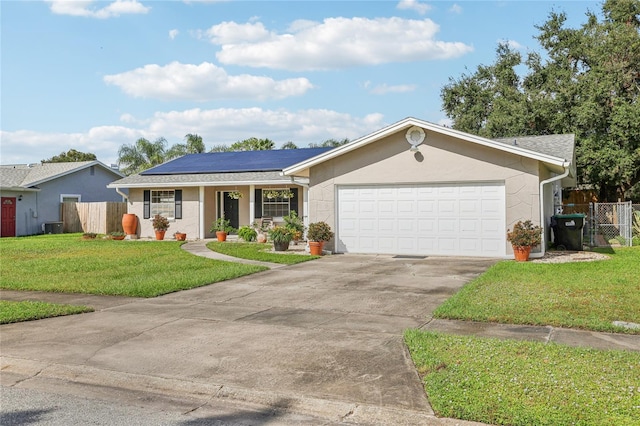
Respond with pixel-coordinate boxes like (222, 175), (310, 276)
(128, 185), (304, 239)
(307, 130), (543, 254)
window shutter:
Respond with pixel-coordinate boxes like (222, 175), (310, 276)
(143, 190), (150, 219)
(254, 189), (262, 218)
(289, 188), (298, 214)
(174, 190), (182, 219)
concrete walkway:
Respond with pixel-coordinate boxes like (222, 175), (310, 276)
(181, 239), (287, 269)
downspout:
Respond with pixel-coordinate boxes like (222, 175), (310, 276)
(539, 165), (570, 256)
(115, 187), (130, 205)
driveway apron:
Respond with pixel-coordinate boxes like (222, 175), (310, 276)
(0, 254), (495, 419)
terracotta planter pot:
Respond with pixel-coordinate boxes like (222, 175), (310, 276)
(256, 233), (267, 243)
(175, 233), (186, 241)
(155, 230), (166, 241)
(111, 236), (125, 241)
(216, 231), (227, 242)
(309, 241), (324, 256)
(513, 245), (532, 262)
(122, 214), (137, 235)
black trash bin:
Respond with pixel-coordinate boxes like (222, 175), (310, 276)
(551, 214), (586, 251)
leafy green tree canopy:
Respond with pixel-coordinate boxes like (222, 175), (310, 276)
(229, 137), (275, 151)
(117, 137), (168, 175)
(42, 149), (97, 163)
(441, 0), (640, 201)
(309, 138), (350, 148)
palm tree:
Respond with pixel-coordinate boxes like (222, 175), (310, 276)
(166, 133), (206, 160)
(117, 137), (168, 175)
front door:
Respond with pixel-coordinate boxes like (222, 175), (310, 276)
(1, 197), (17, 237)
(223, 193), (239, 231)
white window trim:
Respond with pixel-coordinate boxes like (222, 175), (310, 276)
(60, 194), (81, 202)
(261, 188), (291, 219)
(151, 189), (176, 220)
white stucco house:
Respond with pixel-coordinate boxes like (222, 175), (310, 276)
(108, 117), (576, 258)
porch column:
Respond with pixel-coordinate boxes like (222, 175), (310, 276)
(302, 186), (309, 235)
(199, 186), (205, 239)
(249, 185), (255, 226)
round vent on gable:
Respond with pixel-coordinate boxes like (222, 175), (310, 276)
(405, 126), (425, 149)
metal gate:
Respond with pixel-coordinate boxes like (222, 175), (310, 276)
(589, 201), (633, 247)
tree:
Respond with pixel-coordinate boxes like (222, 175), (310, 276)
(166, 133), (206, 160)
(309, 138), (350, 148)
(229, 137), (275, 151)
(117, 137), (168, 175)
(42, 149), (97, 163)
(441, 0), (640, 201)
(281, 141), (298, 149)
(209, 144), (232, 152)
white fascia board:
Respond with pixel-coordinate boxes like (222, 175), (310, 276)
(107, 179), (298, 189)
(0, 186), (41, 192)
(284, 117), (569, 175)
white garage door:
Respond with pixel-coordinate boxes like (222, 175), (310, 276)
(337, 183), (506, 257)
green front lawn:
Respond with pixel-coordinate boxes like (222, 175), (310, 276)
(434, 247), (640, 334)
(405, 330), (640, 426)
(0, 234), (267, 297)
(0, 300), (93, 324)
(207, 241), (319, 264)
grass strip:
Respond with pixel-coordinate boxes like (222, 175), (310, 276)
(0, 300), (93, 324)
(207, 241), (319, 264)
(0, 234), (267, 297)
(405, 329), (640, 426)
(434, 247), (640, 334)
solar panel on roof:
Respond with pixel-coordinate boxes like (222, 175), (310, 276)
(140, 147), (334, 175)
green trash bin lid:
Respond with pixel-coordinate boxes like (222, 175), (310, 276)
(554, 213), (586, 219)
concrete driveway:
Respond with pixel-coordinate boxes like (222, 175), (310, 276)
(1, 254), (495, 424)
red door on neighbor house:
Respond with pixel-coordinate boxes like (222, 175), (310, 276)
(1, 197), (17, 237)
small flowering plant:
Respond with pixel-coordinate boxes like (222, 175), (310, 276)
(507, 220), (542, 247)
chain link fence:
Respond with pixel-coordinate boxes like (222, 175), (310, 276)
(560, 202), (638, 248)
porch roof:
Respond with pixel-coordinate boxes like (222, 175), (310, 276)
(107, 170), (306, 189)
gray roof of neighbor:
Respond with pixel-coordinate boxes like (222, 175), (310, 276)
(493, 134), (575, 162)
(0, 161), (124, 189)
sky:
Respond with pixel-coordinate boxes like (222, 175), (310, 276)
(1, 0), (600, 166)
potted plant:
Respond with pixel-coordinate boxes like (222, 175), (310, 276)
(307, 221), (334, 255)
(174, 231), (187, 241)
(238, 225), (257, 242)
(507, 220), (542, 261)
(210, 218), (235, 242)
(109, 231), (126, 240)
(283, 211), (304, 245)
(152, 214), (170, 240)
(268, 226), (293, 251)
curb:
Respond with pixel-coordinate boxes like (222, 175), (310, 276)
(1, 356), (485, 425)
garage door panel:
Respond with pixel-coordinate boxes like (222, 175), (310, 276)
(337, 183), (505, 257)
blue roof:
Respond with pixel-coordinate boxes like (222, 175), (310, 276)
(141, 147), (334, 175)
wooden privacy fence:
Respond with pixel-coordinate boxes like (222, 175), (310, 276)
(62, 202), (127, 234)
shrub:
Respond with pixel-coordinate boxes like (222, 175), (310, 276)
(238, 225), (257, 242)
(283, 210), (304, 234)
(307, 221), (334, 242)
(268, 226), (293, 243)
(210, 218), (235, 233)
(507, 220), (542, 247)
(152, 214), (170, 231)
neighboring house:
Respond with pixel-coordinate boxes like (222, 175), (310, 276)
(109, 117), (576, 258)
(0, 161), (126, 237)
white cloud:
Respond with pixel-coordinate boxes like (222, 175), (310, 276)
(396, 0), (431, 15)
(46, 0), (150, 18)
(205, 21), (272, 44)
(500, 39), (524, 50)
(449, 4), (463, 14)
(208, 17), (473, 71)
(1, 109), (385, 165)
(169, 29), (179, 40)
(368, 83), (417, 95)
(103, 61), (314, 101)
